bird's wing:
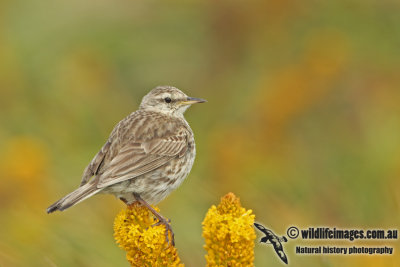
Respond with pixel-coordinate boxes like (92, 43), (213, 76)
(80, 140), (112, 186)
(272, 242), (288, 264)
(254, 223), (274, 236)
(96, 132), (188, 188)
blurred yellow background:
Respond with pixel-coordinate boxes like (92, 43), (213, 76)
(1, 0), (399, 266)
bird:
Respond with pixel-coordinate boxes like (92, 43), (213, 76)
(47, 85), (206, 246)
(254, 222), (289, 264)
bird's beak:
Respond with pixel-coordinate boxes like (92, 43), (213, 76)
(180, 97), (207, 105)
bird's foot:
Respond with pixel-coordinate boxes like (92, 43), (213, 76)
(132, 193), (175, 247)
(153, 218), (171, 225)
(152, 217), (175, 246)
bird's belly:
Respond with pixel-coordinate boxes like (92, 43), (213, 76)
(107, 148), (196, 205)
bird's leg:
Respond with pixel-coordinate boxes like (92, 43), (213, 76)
(119, 197), (128, 204)
(132, 193), (175, 246)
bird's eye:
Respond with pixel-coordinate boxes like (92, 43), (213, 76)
(164, 97), (172, 103)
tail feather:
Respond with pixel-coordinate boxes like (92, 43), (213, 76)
(47, 183), (102, 213)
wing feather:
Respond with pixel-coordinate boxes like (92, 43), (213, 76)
(143, 133), (187, 156)
(80, 140), (111, 186)
(96, 132), (188, 188)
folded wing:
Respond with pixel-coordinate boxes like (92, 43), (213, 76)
(96, 131), (188, 188)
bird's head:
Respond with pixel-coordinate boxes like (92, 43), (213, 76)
(140, 86), (206, 117)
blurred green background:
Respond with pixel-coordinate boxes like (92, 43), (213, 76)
(1, 0), (399, 266)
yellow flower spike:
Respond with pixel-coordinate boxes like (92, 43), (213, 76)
(113, 203), (184, 267)
(202, 192), (256, 267)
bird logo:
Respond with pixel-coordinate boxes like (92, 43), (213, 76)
(254, 222), (289, 264)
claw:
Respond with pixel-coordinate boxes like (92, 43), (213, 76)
(152, 218), (171, 226)
(152, 217), (174, 246)
(133, 193), (175, 246)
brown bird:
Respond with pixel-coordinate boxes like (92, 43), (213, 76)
(47, 85), (206, 245)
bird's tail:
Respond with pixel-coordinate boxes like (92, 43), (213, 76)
(47, 182), (102, 213)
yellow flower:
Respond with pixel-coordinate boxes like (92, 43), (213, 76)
(202, 192), (256, 267)
(113, 203), (184, 267)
